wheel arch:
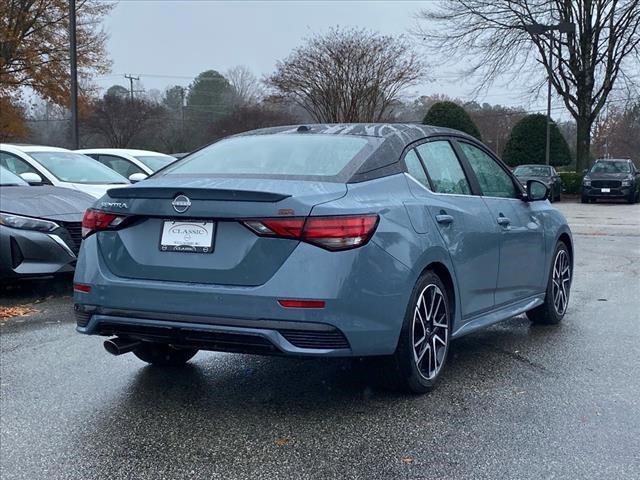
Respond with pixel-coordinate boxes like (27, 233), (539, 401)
(557, 231), (574, 269)
(420, 261), (457, 332)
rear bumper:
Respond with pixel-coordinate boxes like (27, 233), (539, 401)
(0, 225), (77, 280)
(74, 235), (414, 357)
(76, 307), (352, 356)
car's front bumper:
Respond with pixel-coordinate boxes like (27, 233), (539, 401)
(0, 225), (78, 280)
(582, 185), (634, 198)
(74, 235), (415, 357)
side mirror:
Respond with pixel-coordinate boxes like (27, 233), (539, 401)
(128, 172), (148, 183)
(20, 172), (43, 185)
(582, 169), (588, 174)
(526, 179), (549, 201)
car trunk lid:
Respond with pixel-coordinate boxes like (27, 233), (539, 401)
(95, 176), (346, 286)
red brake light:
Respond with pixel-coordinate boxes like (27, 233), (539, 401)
(81, 209), (126, 238)
(243, 218), (305, 238)
(242, 215), (378, 251)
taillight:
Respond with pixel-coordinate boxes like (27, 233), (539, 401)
(242, 214), (378, 251)
(81, 209), (127, 238)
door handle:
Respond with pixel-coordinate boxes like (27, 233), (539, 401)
(436, 214), (454, 224)
(497, 215), (511, 226)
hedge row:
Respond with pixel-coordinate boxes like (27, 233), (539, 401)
(559, 172), (584, 194)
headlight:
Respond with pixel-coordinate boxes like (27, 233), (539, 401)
(583, 178), (591, 186)
(621, 179), (632, 187)
(0, 212), (59, 232)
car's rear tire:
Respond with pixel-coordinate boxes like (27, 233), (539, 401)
(390, 270), (451, 394)
(133, 342), (198, 366)
(527, 241), (571, 325)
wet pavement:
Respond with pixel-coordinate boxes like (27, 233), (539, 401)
(1, 200), (639, 479)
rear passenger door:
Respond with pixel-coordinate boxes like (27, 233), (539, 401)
(456, 141), (546, 305)
(404, 139), (500, 320)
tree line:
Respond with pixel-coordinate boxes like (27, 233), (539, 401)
(1, 1), (638, 170)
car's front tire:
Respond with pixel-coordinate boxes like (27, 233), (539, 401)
(391, 270), (451, 394)
(527, 241), (571, 325)
(133, 342), (198, 366)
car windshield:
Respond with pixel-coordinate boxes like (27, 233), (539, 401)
(514, 165), (551, 176)
(134, 155), (175, 171)
(160, 134), (372, 179)
(0, 166), (28, 186)
(28, 152), (128, 184)
(590, 161), (631, 174)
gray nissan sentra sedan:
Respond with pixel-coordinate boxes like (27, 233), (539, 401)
(73, 124), (573, 393)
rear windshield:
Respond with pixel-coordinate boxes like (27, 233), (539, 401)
(160, 134), (374, 180)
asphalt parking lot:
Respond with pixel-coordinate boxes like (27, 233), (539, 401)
(1, 199), (639, 480)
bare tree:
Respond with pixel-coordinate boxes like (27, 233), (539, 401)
(266, 27), (426, 123)
(83, 91), (164, 148)
(226, 65), (263, 106)
(592, 98), (640, 161)
(417, 0), (640, 172)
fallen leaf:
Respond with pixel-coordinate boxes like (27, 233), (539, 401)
(0, 306), (36, 321)
(401, 456), (414, 464)
(275, 438), (290, 446)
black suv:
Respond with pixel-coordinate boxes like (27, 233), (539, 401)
(582, 159), (640, 204)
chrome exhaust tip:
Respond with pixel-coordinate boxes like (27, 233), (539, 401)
(103, 337), (141, 356)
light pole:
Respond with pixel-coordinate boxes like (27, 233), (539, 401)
(68, 0), (79, 149)
(524, 21), (575, 165)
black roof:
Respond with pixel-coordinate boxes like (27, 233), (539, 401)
(237, 123), (474, 142)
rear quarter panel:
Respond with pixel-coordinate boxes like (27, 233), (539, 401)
(311, 174), (461, 334)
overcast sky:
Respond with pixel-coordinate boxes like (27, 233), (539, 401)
(97, 0), (552, 113)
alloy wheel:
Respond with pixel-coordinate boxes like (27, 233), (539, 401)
(552, 250), (571, 315)
(412, 284), (449, 380)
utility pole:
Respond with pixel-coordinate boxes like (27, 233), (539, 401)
(68, 0), (79, 149)
(179, 86), (185, 130)
(124, 74), (140, 101)
(524, 21), (576, 166)
(545, 31), (553, 166)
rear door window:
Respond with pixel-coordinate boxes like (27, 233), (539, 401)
(404, 149), (431, 189)
(415, 141), (471, 195)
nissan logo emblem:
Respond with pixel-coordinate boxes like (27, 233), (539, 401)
(172, 194), (191, 213)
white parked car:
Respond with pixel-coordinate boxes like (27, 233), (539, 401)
(0, 144), (129, 198)
(75, 148), (176, 181)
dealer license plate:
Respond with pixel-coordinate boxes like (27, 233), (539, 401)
(160, 220), (215, 253)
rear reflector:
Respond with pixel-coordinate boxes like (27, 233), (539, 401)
(82, 209), (127, 238)
(242, 214), (378, 251)
(73, 283), (91, 293)
(278, 299), (326, 309)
